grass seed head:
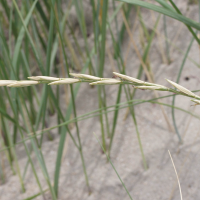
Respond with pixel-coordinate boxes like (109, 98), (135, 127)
(166, 79), (197, 97)
(90, 79), (122, 85)
(49, 78), (80, 85)
(7, 80), (39, 87)
(69, 73), (101, 81)
(113, 72), (144, 84)
(191, 99), (200, 105)
(28, 76), (59, 81)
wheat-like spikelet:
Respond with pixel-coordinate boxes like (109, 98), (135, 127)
(49, 78), (81, 85)
(166, 79), (199, 98)
(90, 79), (122, 85)
(69, 73), (102, 81)
(8, 80), (39, 87)
(0, 80), (17, 86)
(28, 76), (60, 81)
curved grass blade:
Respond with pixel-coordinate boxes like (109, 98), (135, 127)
(117, 0), (200, 30)
(171, 33), (195, 143)
(168, 0), (200, 45)
(155, 0), (175, 11)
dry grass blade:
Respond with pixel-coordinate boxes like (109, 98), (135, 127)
(168, 150), (183, 200)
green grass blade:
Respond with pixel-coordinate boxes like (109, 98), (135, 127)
(168, 0), (200, 45)
(163, 15), (171, 63)
(3, 119), (25, 192)
(171, 33), (195, 143)
(38, 0), (56, 146)
(12, 0), (38, 69)
(155, 0), (175, 11)
(22, 189), (49, 200)
(109, 85), (122, 152)
(35, 1), (49, 29)
(98, 0), (109, 151)
(117, 0), (200, 30)
(123, 85), (147, 170)
(1, 0), (18, 37)
(73, 0), (95, 74)
(94, 133), (133, 200)
(114, 3), (131, 59)
(12, 0), (45, 74)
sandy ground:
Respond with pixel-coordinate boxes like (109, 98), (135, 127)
(1, 1), (200, 200)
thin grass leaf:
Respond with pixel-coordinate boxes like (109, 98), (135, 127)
(35, 1), (49, 29)
(22, 188), (48, 200)
(155, 0), (175, 11)
(94, 132), (133, 200)
(124, 84), (148, 170)
(12, 0), (38, 69)
(12, 0), (45, 74)
(171, 32), (196, 143)
(117, 0), (200, 30)
(168, 0), (200, 45)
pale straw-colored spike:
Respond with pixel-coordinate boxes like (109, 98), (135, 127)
(49, 78), (80, 85)
(69, 73), (101, 81)
(134, 85), (168, 90)
(168, 150), (183, 200)
(90, 79), (122, 85)
(166, 79), (197, 97)
(0, 80), (17, 86)
(191, 99), (200, 105)
(113, 72), (145, 84)
(28, 76), (59, 81)
(7, 80), (39, 87)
